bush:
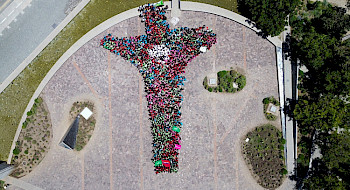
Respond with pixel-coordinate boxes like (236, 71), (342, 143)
(208, 87), (213, 92)
(263, 98), (270, 104)
(24, 150), (29, 154)
(279, 138), (286, 145)
(27, 111), (33, 116)
(281, 168), (288, 175)
(217, 70), (227, 78)
(13, 147), (20, 155)
(22, 121), (28, 129)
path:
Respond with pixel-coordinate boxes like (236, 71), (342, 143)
(8, 11), (280, 190)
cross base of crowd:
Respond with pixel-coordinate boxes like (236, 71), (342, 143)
(100, 1), (216, 174)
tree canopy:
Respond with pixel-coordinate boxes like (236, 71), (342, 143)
(238, 0), (300, 37)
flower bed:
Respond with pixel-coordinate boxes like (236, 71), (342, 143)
(10, 97), (52, 178)
(69, 101), (96, 151)
(101, 2), (216, 173)
(203, 70), (246, 93)
(242, 124), (286, 189)
(262, 96), (280, 121)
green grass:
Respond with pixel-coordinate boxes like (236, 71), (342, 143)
(0, 0), (158, 161)
(182, 0), (239, 13)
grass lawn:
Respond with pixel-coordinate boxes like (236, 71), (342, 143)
(0, 0), (158, 161)
(242, 124), (286, 189)
(182, 0), (239, 13)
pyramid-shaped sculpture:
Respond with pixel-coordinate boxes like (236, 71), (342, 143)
(59, 116), (80, 150)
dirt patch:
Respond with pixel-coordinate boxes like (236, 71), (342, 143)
(69, 101), (96, 151)
(10, 97), (53, 178)
(242, 124), (286, 189)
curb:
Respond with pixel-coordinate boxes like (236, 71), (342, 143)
(6, 0), (91, 164)
(0, 0), (91, 94)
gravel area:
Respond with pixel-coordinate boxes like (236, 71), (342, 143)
(9, 11), (287, 190)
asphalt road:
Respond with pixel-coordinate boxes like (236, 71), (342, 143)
(0, 0), (69, 83)
(0, 0), (13, 12)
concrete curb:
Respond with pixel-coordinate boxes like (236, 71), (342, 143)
(6, 0), (91, 164)
(0, 0), (91, 94)
(180, 1), (282, 48)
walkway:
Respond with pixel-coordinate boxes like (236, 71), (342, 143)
(9, 10), (280, 190)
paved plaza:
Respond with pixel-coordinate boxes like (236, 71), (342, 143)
(9, 11), (292, 190)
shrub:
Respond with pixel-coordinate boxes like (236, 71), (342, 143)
(27, 111), (33, 116)
(263, 98), (270, 104)
(24, 150), (29, 154)
(217, 70), (227, 78)
(279, 138), (286, 145)
(22, 121), (28, 129)
(13, 147), (20, 155)
(281, 168), (288, 175)
(208, 87), (213, 92)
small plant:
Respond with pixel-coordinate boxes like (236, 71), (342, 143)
(262, 96), (279, 121)
(13, 147), (20, 155)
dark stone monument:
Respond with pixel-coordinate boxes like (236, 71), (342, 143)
(59, 116), (80, 150)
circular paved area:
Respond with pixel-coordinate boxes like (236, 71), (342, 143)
(15, 11), (288, 190)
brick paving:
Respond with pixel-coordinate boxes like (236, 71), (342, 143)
(13, 11), (284, 190)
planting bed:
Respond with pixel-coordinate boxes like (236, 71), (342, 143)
(69, 101), (96, 151)
(262, 96), (280, 121)
(242, 124), (286, 189)
(10, 97), (52, 178)
(203, 70), (246, 93)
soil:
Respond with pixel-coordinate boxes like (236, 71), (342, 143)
(69, 101), (96, 151)
(10, 97), (53, 178)
(242, 124), (286, 189)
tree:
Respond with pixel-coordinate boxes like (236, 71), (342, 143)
(238, 0), (300, 37)
(304, 159), (347, 190)
(311, 5), (350, 39)
(294, 95), (348, 135)
(292, 27), (338, 70)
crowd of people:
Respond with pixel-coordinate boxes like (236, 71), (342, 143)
(100, 2), (216, 173)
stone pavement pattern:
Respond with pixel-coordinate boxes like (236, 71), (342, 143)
(9, 11), (288, 190)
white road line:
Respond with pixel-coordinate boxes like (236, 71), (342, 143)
(16, 1), (23, 8)
(8, 9), (14, 16)
(1, 18), (6, 24)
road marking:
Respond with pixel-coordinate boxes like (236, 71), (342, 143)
(219, 83), (258, 145)
(0, 0), (12, 12)
(108, 51), (114, 190)
(242, 26), (247, 70)
(212, 98), (218, 190)
(72, 61), (99, 99)
(138, 19), (144, 190)
(1, 18), (6, 24)
(81, 152), (85, 190)
(16, 1), (23, 8)
(8, 9), (14, 16)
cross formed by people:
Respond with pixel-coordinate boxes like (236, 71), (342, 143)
(100, 1), (216, 173)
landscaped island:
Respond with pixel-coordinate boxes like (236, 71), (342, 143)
(11, 97), (52, 178)
(242, 124), (286, 189)
(203, 70), (246, 93)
